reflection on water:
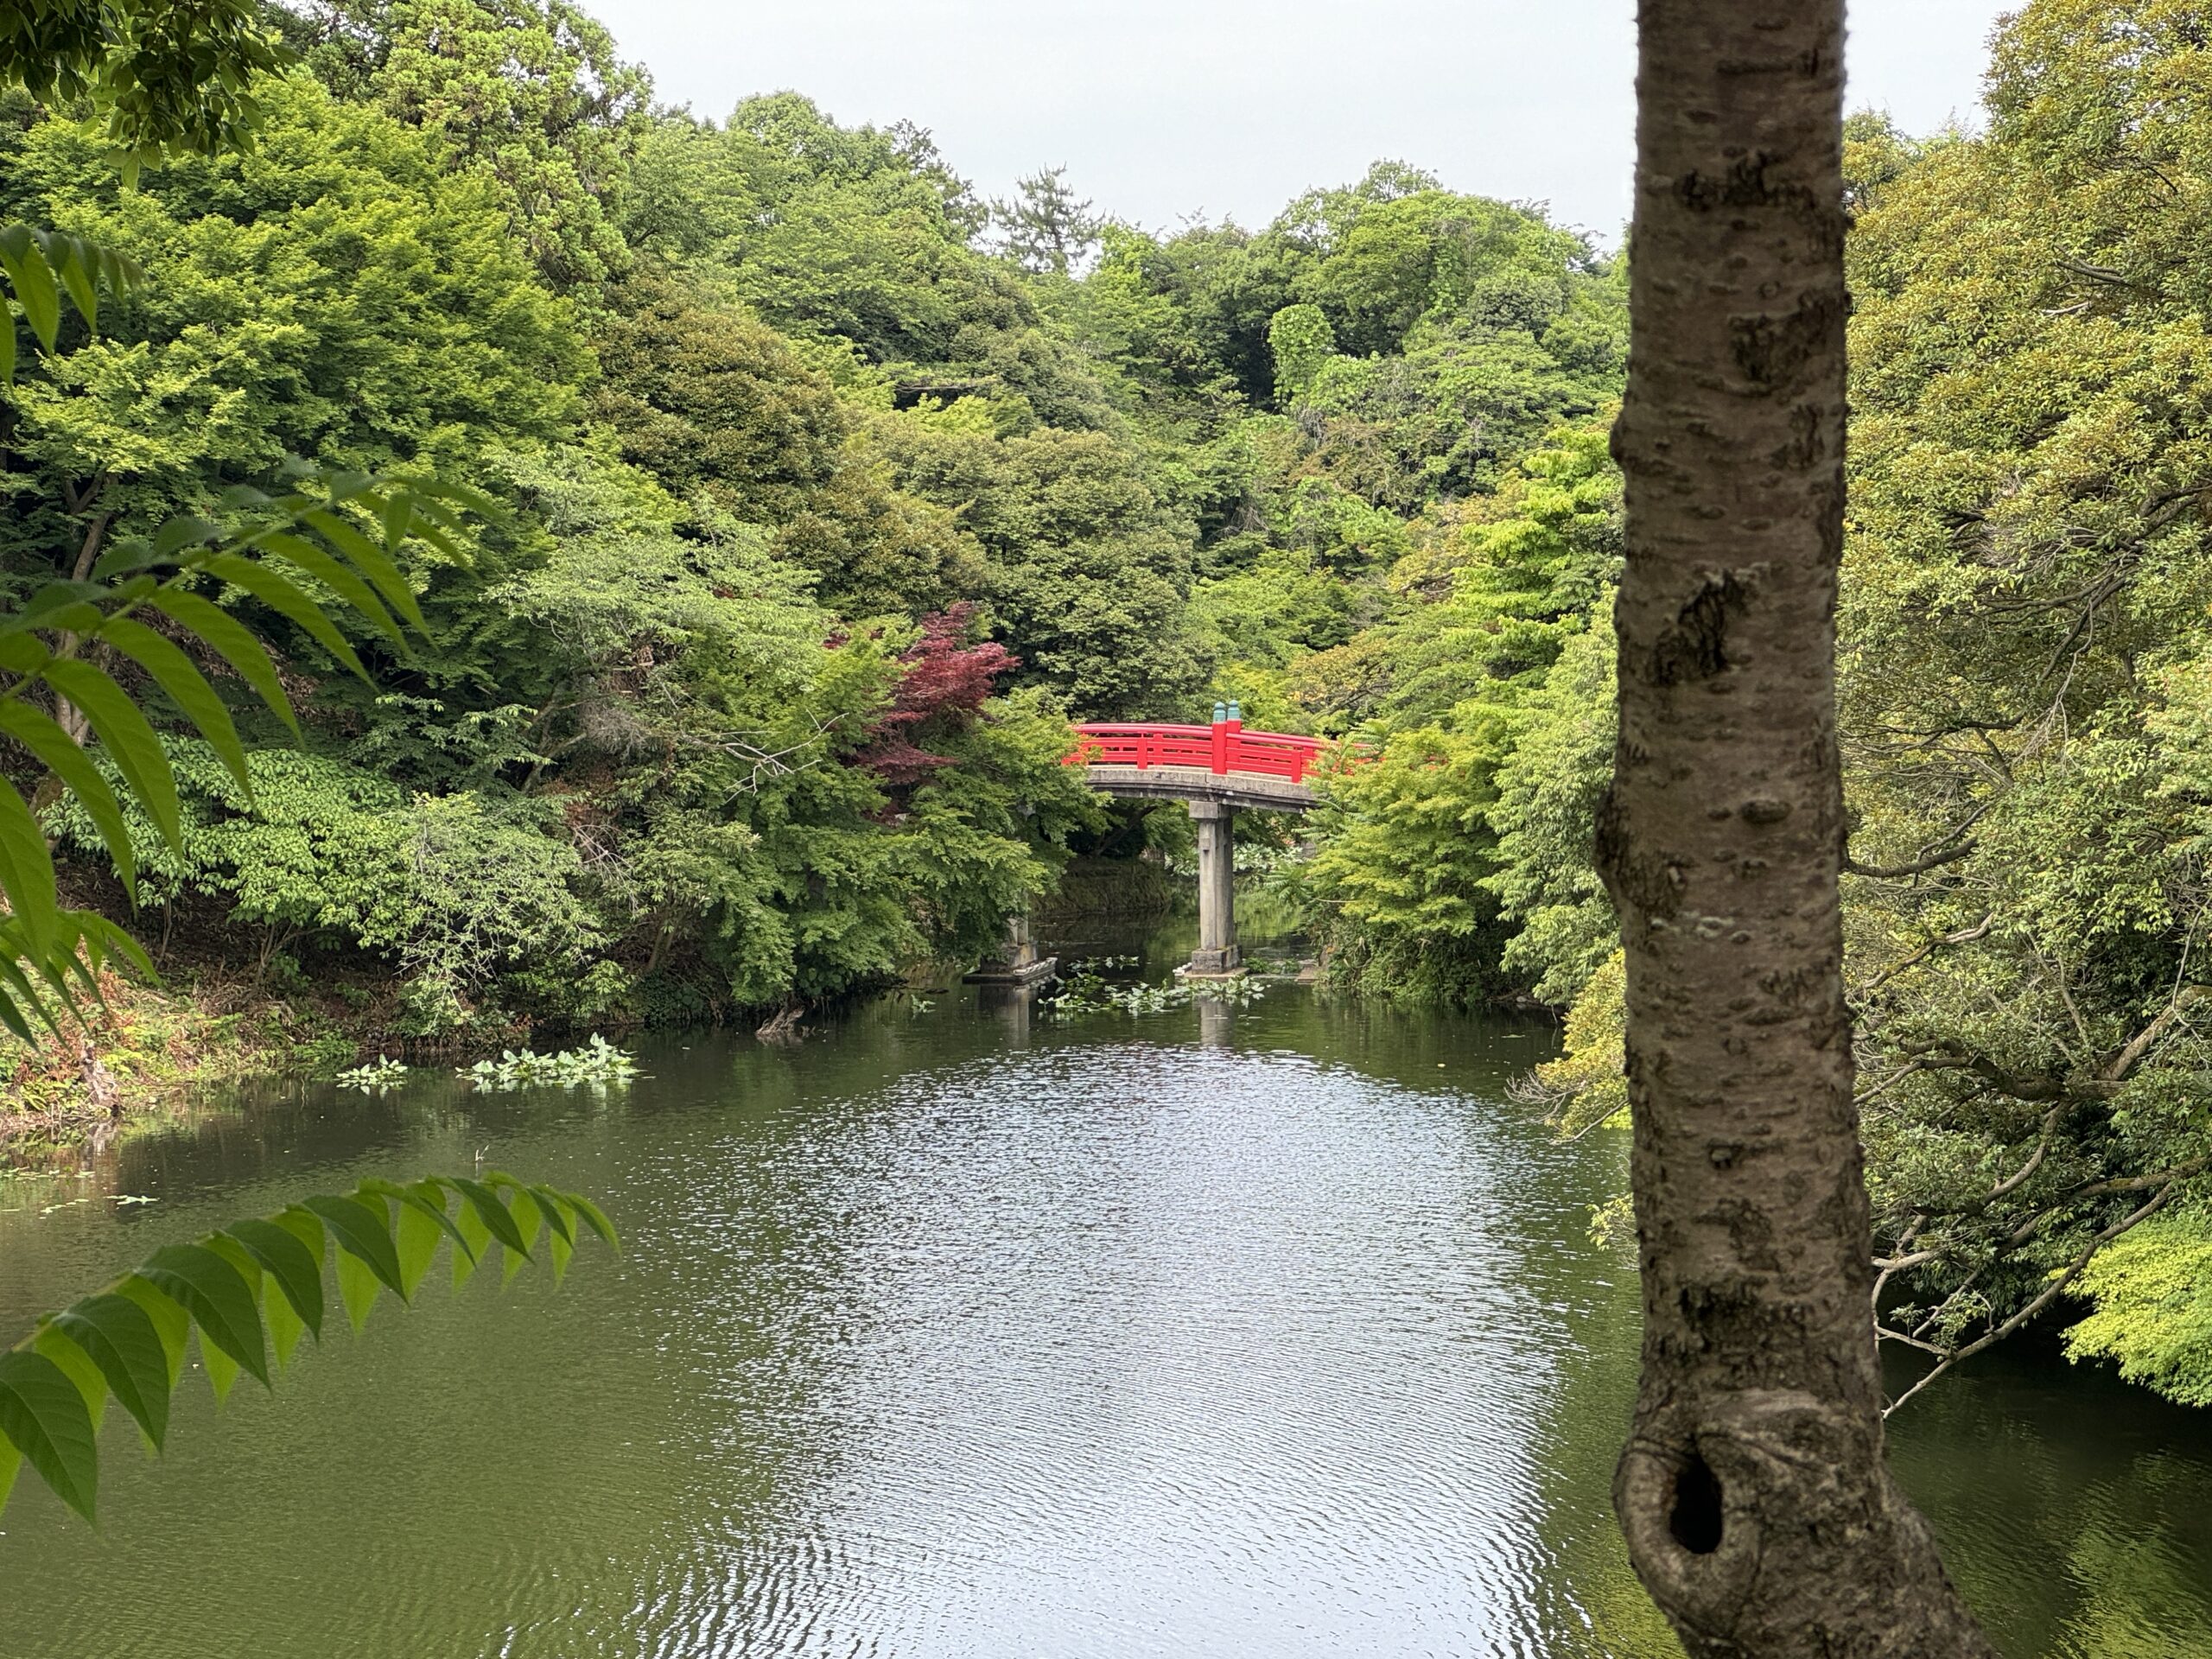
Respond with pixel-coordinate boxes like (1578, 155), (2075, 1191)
(1, 916), (2209, 1657)
(1887, 1343), (2212, 1658)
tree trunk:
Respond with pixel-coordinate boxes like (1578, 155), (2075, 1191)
(54, 508), (113, 746)
(79, 1039), (120, 1119)
(1595, 3), (1996, 1653)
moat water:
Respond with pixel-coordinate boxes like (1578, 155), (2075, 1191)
(3, 917), (2209, 1657)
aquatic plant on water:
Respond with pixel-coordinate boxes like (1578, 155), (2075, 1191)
(335, 1056), (410, 1092)
(1042, 969), (1269, 1017)
(457, 1034), (639, 1091)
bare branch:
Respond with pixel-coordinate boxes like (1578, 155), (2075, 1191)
(1843, 839), (1979, 880)
(1855, 912), (1996, 995)
(2100, 985), (2210, 1084)
(1885, 1183), (2183, 1416)
(1844, 798), (1993, 880)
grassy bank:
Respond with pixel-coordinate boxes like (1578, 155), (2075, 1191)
(0, 969), (354, 1160)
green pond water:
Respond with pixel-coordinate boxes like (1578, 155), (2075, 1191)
(3, 915), (2210, 1658)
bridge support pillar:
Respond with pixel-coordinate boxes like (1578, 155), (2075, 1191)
(1186, 800), (1240, 975)
(963, 912), (1057, 985)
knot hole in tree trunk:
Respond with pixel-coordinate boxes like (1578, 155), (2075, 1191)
(1669, 1449), (1725, 1555)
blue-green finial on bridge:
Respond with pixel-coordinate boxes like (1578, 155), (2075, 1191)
(1226, 700), (1242, 722)
(1212, 701), (1229, 723)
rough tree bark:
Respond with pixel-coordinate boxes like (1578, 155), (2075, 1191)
(1595, 3), (1999, 1654)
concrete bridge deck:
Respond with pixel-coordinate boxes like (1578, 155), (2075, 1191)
(1081, 763), (1316, 813)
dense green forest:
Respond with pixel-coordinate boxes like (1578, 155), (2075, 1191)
(1, 0), (1630, 1037)
(3, 0), (2208, 1404)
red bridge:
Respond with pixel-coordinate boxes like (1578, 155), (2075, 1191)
(1063, 708), (1328, 976)
(1065, 713), (1326, 811)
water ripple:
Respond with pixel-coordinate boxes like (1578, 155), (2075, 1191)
(5, 996), (2206, 1658)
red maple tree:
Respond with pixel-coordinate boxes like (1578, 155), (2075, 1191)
(854, 604), (1018, 785)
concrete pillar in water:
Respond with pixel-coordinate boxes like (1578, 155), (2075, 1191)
(1187, 799), (1240, 975)
(963, 911), (1057, 985)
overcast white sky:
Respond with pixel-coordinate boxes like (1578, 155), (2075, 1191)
(595, 1), (2011, 241)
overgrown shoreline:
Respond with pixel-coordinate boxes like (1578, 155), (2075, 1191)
(0, 972), (334, 1161)
(3, 862), (1190, 1162)
(1, 948), (963, 1160)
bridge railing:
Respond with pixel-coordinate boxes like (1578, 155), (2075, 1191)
(1067, 721), (1330, 785)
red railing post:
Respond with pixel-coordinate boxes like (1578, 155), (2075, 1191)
(1224, 703), (1243, 774)
(1210, 702), (1229, 774)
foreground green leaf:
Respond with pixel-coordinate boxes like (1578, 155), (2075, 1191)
(0, 1175), (612, 1525)
(52, 1295), (172, 1452)
(0, 1351), (99, 1524)
(137, 1245), (268, 1389)
(224, 1219), (325, 1340)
